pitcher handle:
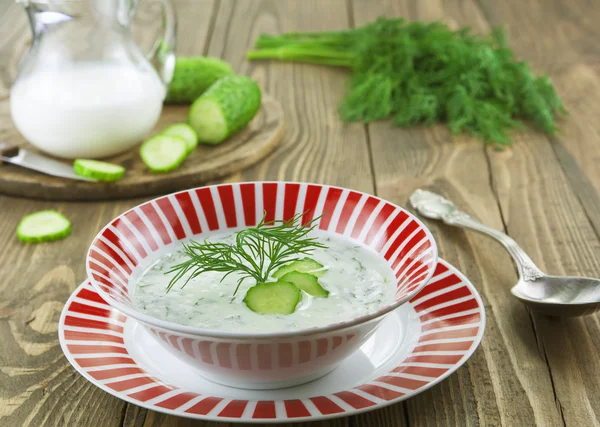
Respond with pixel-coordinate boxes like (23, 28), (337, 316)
(145, 0), (177, 87)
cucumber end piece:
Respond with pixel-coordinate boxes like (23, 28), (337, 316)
(188, 99), (229, 144)
(16, 210), (71, 243)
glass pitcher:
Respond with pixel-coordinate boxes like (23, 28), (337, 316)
(10, 0), (177, 159)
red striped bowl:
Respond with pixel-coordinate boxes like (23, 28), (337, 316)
(86, 182), (438, 389)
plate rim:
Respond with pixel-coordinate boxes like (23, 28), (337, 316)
(59, 258), (486, 423)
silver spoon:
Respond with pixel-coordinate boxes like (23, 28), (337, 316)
(410, 189), (600, 317)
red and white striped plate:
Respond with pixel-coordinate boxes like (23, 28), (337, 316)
(59, 259), (485, 423)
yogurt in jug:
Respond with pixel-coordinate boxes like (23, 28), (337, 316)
(10, 63), (166, 159)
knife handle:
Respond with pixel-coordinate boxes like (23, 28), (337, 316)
(0, 141), (20, 164)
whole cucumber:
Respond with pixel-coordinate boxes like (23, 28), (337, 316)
(165, 57), (233, 104)
(188, 75), (262, 144)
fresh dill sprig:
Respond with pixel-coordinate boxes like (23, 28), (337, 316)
(166, 213), (326, 296)
(247, 18), (567, 146)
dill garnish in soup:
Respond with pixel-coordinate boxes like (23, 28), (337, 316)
(133, 214), (395, 333)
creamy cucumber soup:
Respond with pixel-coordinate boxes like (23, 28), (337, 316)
(133, 219), (396, 333)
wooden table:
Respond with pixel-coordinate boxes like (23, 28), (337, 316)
(1, 0), (599, 426)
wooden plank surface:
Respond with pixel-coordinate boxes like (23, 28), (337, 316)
(478, 1), (600, 425)
(350, 1), (563, 426)
(1, 0), (599, 426)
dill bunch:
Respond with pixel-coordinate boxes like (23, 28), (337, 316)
(166, 213), (326, 296)
(247, 18), (567, 146)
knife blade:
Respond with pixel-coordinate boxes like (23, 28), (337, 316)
(0, 141), (97, 182)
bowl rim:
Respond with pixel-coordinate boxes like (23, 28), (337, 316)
(86, 181), (439, 339)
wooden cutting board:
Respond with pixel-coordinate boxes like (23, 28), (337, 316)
(0, 95), (284, 201)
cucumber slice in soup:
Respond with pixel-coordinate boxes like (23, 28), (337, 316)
(140, 135), (188, 173)
(17, 210), (71, 243)
(272, 258), (327, 279)
(243, 281), (301, 315)
(162, 123), (198, 153)
(73, 159), (125, 181)
(279, 271), (329, 298)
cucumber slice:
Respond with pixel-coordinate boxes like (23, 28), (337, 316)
(279, 271), (329, 298)
(243, 281), (301, 315)
(188, 75), (262, 144)
(140, 135), (188, 173)
(162, 123), (198, 153)
(165, 56), (234, 104)
(272, 258), (327, 279)
(17, 210), (71, 243)
(73, 159), (125, 182)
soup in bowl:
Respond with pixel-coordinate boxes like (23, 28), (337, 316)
(87, 182), (438, 389)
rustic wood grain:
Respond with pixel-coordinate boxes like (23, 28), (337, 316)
(0, 2), (29, 98)
(485, 133), (600, 427)
(0, 195), (146, 426)
(0, 0), (216, 425)
(204, 0), (374, 193)
(475, 1), (600, 425)
(350, 1), (588, 427)
(1, 0), (599, 426)
(122, 407), (348, 427)
(0, 94), (284, 200)
(478, 0), (600, 238)
(477, 1), (600, 242)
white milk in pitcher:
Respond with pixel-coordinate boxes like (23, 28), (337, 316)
(10, 63), (166, 159)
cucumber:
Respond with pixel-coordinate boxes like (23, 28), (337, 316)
(17, 210), (71, 243)
(273, 258), (327, 279)
(165, 57), (234, 104)
(161, 123), (198, 153)
(73, 159), (125, 182)
(279, 271), (329, 298)
(140, 135), (188, 173)
(243, 281), (301, 315)
(188, 75), (262, 144)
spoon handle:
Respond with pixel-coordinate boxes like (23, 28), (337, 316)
(410, 190), (544, 281)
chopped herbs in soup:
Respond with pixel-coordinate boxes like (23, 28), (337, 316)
(133, 215), (396, 333)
